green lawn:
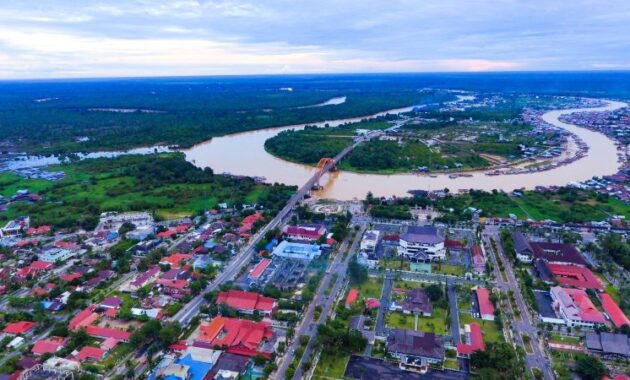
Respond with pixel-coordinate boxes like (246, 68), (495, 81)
(548, 333), (581, 345)
(355, 276), (384, 300)
(313, 353), (350, 380)
(387, 306), (449, 335)
(432, 264), (466, 276)
(444, 358), (459, 370)
(379, 258), (411, 271)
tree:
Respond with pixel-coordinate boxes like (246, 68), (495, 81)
(425, 284), (444, 302)
(347, 259), (368, 285)
(470, 342), (524, 379)
(575, 354), (607, 380)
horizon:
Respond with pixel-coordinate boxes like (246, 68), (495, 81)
(2, 69), (630, 83)
(0, 1), (629, 79)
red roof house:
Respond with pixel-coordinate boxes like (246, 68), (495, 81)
(365, 298), (380, 309)
(600, 293), (630, 329)
(85, 326), (131, 342)
(283, 224), (326, 241)
(216, 290), (276, 316)
(3, 321), (36, 335)
(60, 272), (82, 282)
(476, 288), (495, 321)
(76, 346), (106, 361)
(32, 337), (66, 356)
(457, 323), (485, 356)
(160, 253), (193, 269)
(69, 306), (99, 330)
(248, 259), (271, 280)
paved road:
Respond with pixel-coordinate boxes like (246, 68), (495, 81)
(447, 281), (460, 345)
(272, 218), (367, 380)
(483, 226), (553, 380)
(374, 271), (393, 337)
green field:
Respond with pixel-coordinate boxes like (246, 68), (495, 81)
(355, 276), (385, 300)
(387, 305), (449, 335)
(0, 154), (294, 229)
(313, 352), (350, 380)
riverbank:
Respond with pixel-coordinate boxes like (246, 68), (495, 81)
(185, 99), (627, 200)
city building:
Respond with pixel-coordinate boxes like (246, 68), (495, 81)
(386, 329), (445, 368)
(530, 241), (587, 266)
(546, 263), (603, 291)
(471, 245), (485, 275)
(39, 248), (77, 263)
(0, 216), (30, 238)
(512, 232), (534, 263)
(283, 224), (326, 241)
(398, 226), (445, 261)
(550, 286), (606, 327)
(272, 240), (322, 260)
(360, 230), (381, 253)
(216, 289), (276, 316)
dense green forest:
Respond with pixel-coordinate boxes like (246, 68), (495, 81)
(0, 154), (295, 230)
(0, 78), (443, 154)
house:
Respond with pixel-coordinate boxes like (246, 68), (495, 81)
(75, 346), (106, 362)
(471, 245), (485, 275)
(32, 337), (66, 356)
(475, 288), (495, 321)
(0, 216), (30, 238)
(386, 329), (445, 367)
(125, 266), (161, 291)
(247, 258), (271, 283)
(152, 346), (221, 380)
(550, 286), (606, 327)
(390, 288), (432, 316)
(85, 326), (131, 342)
(15, 261), (53, 280)
(457, 323), (485, 356)
(585, 332), (630, 358)
(216, 290), (276, 316)
(69, 306), (99, 330)
(3, 321), (36, 335)
(195, 316), (274, 357)
(283, 224), (326, 241)
(205, 352), (250, 380)
(160, 253), (193, 269)
(600, 293), (630, 329)
(272, 240), (321, 260)
(99, 296), (123, 310)
(512, 232), (534, 263)
(398, 226), (445, 261)
(156, 279), (191, 297)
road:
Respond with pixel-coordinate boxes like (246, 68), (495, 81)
(447, 281), (460, 345)
(374, 271), (393, 337)
(171, 131), (366, 327)
(272, 218), (368, 380)
(482, 226), (553, 380)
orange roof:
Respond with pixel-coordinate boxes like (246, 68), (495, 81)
(197, 316), (273, 353)
(160, 253), (193, 268)
(3, 321), (36, 335)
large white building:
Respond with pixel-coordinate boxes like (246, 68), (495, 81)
(39, 248), (77, 263)
(398, 226), (445, 261)
(550, 286), (606, 327)
(360, 230), (381, 253)
(272, 240), (322, 260)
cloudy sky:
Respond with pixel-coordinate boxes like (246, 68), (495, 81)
(0, 0), (629, 79)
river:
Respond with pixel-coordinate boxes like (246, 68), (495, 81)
(184, 100), (627, 200)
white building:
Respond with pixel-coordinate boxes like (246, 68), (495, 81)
(360, 230), (381, 253)
(272, 240), (322, 260)
(398, 226), (445, 261)
(550, 286), (606, 327)
(39, 248), (77, 263)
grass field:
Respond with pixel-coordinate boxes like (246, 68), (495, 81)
(387, 305), (449, 335)
(0, 154), (294, 229)
(355, 276), (385, 300)
(314, 353), (350, 380)
(432, 263), (466, 276)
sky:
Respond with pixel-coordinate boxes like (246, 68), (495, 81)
(0, 0), (629, 79)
